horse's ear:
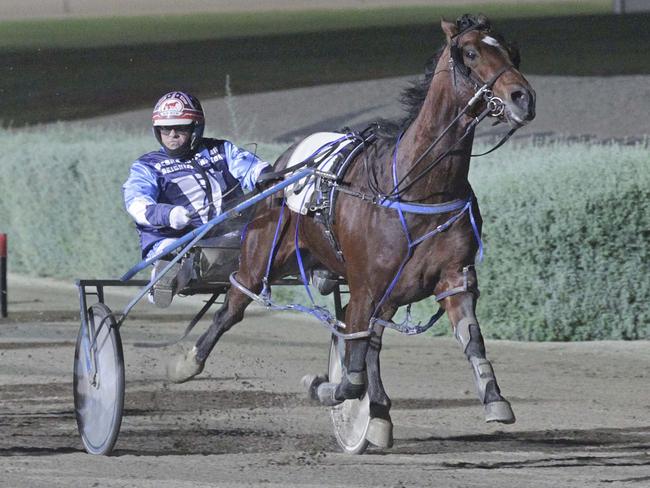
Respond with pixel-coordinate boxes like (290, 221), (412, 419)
(441, 18), (458, 41)
(476, 14), (491, 31)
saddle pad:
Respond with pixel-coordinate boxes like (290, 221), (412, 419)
(284, 132), (354, 215)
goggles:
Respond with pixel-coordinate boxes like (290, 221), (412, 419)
(159, 125), (192, 135)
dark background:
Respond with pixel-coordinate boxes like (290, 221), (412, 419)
(3, 13), (649, 126)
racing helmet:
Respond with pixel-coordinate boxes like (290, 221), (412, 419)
(152, 91), (205, 157)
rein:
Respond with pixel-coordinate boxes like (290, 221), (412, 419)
(381, 63), (512, 201)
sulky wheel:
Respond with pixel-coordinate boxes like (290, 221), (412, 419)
(328, 335), (370, 455)
(73, 303), (125, 455)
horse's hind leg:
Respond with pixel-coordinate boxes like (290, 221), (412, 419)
(444, 292), (515, 424)
(303, 296), (394, 448)
(166, 210), (289, 383)
(166, 288), (252, 383)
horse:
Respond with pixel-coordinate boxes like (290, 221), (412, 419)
(167, 14), (536, 450)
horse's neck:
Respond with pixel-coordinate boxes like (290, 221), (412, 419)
(395, 72), (474, 201)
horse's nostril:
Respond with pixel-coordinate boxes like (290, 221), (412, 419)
(511, 89), (529, 109)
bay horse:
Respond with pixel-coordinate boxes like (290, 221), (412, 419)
(167, 15), (535, 449)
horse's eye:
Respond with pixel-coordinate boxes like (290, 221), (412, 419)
(464, 49), (477, 61)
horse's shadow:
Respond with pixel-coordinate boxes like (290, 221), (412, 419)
(374, 423), (650, 473)
(111, 395), (650, 459)
(110, 424), (650, 463)
(5, 423), (649, 465)
(389, 424), (650, 452)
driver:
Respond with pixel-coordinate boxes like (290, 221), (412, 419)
(123, 91), (271, 307)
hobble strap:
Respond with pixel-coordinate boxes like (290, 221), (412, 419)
(229, 272), (371, 340)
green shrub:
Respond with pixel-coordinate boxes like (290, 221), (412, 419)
(472, 140), (649, 340)
(0, 125), (647, 340)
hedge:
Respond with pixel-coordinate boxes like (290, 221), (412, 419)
(1, 125), (647, 340)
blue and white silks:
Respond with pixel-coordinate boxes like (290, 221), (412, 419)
(123, 138), (269, 258)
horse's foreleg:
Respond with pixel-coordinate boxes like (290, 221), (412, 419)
(303, 296), (394, 447)
(364, 326), (394, 448)
(444, 292), (515, 424)
(316, 291), (376, 403)
(366, 328), (390, 419)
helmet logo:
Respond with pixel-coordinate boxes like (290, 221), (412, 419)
(152, 91), (205, 135)
(158, 99), (184, 117)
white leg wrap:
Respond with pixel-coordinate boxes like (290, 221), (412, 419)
(316, 382), (341, 406)
(484, 400), (516, 424)
(166, 346), (204, 384)
(470, 356), (495, 403)
(454, 316), (476, 353)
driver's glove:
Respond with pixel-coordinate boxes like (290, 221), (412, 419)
(169, 206), (191, 230)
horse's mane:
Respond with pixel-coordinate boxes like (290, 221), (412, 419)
(376, 46), (445, 141)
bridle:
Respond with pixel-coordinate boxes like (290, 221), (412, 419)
(372, 21), (521, 202)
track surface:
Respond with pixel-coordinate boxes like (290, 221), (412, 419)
(87, 74), (650, 144)
(1, 275), (649, 487)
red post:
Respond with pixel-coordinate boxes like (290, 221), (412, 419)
(0, 233), (6, 318)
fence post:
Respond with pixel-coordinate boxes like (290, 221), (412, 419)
(0, 233), (6, 318)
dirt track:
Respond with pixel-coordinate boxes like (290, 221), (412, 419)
(1, 274), (649, 487)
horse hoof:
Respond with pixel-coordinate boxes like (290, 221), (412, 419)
(485, 400), (516, 424)
(366, 418), (394, 448)
(166, 346), (204, 384)
(311, 269), (338, 296)
(301, 374), (328, 402)
(317, 382), (344, 406)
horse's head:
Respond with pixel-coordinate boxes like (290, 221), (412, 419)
(441, 14), (536, 127)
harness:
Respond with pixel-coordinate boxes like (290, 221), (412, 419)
(233, 17), (523, 339)
(314, 126), (379, 261)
